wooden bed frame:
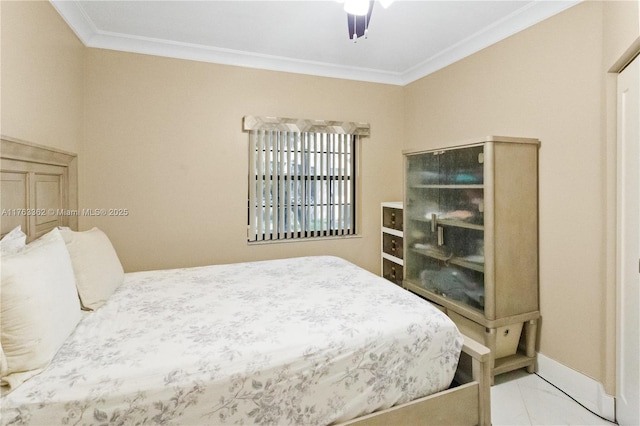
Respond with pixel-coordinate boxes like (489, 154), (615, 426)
(341, 336), (491, 426)
(0, 136), (492, 426)
(0, 136), (78, 239)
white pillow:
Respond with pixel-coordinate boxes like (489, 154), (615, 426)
(1, 228), (81, 390)
(58, 227), (124, 311)
(0, 226), (26, 255)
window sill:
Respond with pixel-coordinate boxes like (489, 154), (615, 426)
(248, 233), (362, 246)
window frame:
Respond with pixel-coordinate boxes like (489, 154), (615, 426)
(243, 116), (369, 244)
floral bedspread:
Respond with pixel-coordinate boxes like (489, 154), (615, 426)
(1, 256), (462, 425)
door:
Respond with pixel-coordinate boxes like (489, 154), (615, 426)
(616, 54), (640, 426)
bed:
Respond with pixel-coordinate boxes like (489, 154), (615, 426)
(0, 136), (491, 426)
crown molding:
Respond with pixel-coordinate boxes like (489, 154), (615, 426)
(49, 0), (97, 44)
(50, 0), (580, 87)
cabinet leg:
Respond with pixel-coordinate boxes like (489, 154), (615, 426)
(485, 328), (497, 385)
(524, 319), (538, 373)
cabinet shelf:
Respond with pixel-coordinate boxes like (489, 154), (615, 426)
(408, 216), (484, 231)
(493, 353), (536, 376)
(409, 247), (485, 273)
(437, 219), (483, 230)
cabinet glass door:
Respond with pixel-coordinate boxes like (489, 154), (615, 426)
(405, 145), (486, 313)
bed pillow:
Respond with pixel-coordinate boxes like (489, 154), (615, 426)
(1, 228), (81, 390)
(0, 226), (27, 255)
(58, 227), (124, 311)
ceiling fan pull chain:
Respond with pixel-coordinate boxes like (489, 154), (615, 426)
(364, 13), (368, 39)
(353, 14), (358, 42)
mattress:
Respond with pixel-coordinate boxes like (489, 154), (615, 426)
(1, 256), (462, 425)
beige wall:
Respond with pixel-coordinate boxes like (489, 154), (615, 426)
(82, 49), (404, 273)
(603, 0), (640, 70)
(404, 1), (639, 393)
(0, 1), (84, 153)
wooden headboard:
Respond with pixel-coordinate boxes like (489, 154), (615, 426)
(1, 136), (78, 242)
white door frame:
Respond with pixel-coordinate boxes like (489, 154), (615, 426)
(616, 53), (640, 426)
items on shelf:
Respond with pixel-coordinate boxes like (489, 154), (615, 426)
(453, 172), (481, 184)
(410, 170), (483, 185)
(412, 188), (485, 224)
(420, 267), (485, 308)
(425, 210), (474, 221)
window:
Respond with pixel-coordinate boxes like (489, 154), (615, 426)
(243, 116), (369, 242)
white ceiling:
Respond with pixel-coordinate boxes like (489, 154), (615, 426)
(51, 0), (579, 86)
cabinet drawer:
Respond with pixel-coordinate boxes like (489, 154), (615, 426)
(382, 258), (403, 286)
(382, 233), (403, 259)
(448, 311), (523, 359)
(493, 322), (523, 359)
(382, 207), (403, 231)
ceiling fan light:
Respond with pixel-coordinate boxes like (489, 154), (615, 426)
(344, 0), (369, 16)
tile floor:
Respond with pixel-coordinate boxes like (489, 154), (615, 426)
(492, 370), (616, 426)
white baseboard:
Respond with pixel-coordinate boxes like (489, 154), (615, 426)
(537, 353), (616, 422)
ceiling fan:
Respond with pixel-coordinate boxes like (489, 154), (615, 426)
(341, 0), (394, 42)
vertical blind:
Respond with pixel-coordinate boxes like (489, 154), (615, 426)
(243, 116), (370, 242)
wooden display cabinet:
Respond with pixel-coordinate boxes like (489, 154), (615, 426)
(403, 136), (540, 380)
